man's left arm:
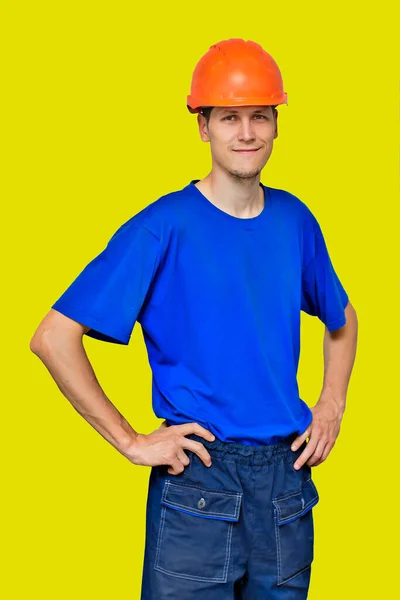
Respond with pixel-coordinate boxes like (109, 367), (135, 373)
(291, 301), (358, 469)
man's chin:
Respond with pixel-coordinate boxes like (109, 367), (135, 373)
(228, 168), (262, 180)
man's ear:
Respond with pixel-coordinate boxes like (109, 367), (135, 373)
(274, 110), (278, 140)
(197, 113), (210, 142)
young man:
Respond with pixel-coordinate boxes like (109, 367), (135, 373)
(30, 38), (357, 599)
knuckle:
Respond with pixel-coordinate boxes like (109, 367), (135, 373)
(171, 434), (183, 447)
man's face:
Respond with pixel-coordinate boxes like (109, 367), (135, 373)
(197, 105), (278, 180)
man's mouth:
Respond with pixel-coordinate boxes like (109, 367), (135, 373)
(233, 148), (261, 153)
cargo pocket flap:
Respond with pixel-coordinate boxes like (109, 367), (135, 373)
(161, 480), (242, 521)
(273, 477), (319, 525)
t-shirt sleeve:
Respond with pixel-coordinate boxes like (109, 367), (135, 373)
(301, 214), (349, 331)
(51, 219), (162, 345)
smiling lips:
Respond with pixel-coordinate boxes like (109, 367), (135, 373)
(233, 148), (261, 153)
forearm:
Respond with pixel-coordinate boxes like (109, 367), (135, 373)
(31, 334), (139, 456)
(319, 303), (358, 415)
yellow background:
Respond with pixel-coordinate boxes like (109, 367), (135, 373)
(2, 1), (398, 598)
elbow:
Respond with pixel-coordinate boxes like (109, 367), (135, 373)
(29, 337), (38, 354)
(30, 320), (57, 356)
(30, 332), (47, 356)
(30, 309), (67, 355)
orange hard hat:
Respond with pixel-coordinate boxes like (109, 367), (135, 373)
(187, 38), (288, 114)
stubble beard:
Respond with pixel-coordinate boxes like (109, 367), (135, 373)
(227, 166), (262, 183)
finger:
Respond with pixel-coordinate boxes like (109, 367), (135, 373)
(291, 425), (312, 451)
(313, 440), (334, 466)
(293, 435), (319, 470)
(176, 448), (190, 467)
(167, 456), (185, 476)
(178, 422), (216, 442)
(181, 438), (212, 466)
(306, 439), (327, 467)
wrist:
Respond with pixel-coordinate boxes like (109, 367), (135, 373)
(318, 392), (346, 417)
(121, 433), (144, 463)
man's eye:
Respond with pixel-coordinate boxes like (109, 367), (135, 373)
(222, 115), (267, 121)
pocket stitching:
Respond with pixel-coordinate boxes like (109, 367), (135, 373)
(272, 476), (319, 524)
(273, 506), (314, 586)
(154, 504), (166, 573)
(272, 474), (311, 502)
(162, 480), (242, 519)
(153, 512), (233, 582)
(165, 479), (243, 498)
(153, 481), (237, 583)
(273, 476), (318, 585)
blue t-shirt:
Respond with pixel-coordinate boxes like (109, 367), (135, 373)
(51, 179), (349, 445)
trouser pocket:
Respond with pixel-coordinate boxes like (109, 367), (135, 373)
(272, 475), (319, 585)
(154, 479), (243, 583)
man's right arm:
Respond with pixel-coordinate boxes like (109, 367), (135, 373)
(30, 309), (216, 474)
(29, 309), (141, 459)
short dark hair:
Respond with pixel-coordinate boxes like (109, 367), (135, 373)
(200, 105), (277, 126)
(200, 106), (214, 125)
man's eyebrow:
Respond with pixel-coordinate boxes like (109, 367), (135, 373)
(220, 108), (270, 114)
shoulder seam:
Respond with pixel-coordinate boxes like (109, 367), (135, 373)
(142, 224), (161, 242)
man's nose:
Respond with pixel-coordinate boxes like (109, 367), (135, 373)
(237, 119), (256, 140)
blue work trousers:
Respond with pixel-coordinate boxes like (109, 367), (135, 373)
(140, 430), (319, 599)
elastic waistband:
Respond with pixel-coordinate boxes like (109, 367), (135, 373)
(184, 432), (302, 466)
